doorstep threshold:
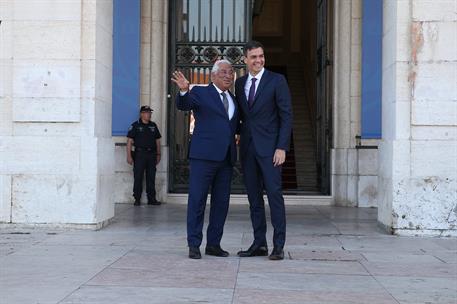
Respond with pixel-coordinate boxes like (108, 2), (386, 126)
(166, 193), (333, 205)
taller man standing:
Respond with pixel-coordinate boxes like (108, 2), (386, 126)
(236, 41), (292, 260)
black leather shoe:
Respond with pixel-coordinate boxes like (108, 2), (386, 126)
(237, 244), (269, 257)
(189, 247), (201, 259)
(134, 200), (141, 206)
(147, 200), (162, 205)
(205, 245), (229, 257)
(269, 247), (284, 260)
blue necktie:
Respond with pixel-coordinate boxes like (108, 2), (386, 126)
(220, 92), (229, 117)
(248, 77), (257, 109)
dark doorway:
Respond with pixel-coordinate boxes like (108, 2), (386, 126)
(251, 0), (333, 194)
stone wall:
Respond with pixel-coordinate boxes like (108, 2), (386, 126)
(378, 0), (457, 236)
(0, 0), (115, 227)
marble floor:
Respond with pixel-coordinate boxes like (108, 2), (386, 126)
(1, 203), (456, 304)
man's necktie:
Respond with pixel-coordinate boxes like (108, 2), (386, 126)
(248, 77), (257, 109)
(220, 92), (229, 117)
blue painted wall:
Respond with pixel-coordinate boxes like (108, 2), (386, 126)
(112, 0), (141, 136)
(361, 0), (383, 139)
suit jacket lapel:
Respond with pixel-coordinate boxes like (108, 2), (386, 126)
(208, 83), (228, 118)
(250, 69), (272, 110)
(228, 90), (237, 120)
(238, 75), (249, 112)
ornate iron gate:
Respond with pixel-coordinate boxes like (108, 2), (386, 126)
(168, 0), (252, 193)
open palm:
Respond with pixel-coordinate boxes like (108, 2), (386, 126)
(171, 71), (190, 92)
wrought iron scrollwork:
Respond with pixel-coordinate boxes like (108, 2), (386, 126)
(177, 46), (196, 64)
(176, 43), (245, 67)
(225, 47), (243, 64)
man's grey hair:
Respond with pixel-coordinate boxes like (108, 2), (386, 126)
(211, 59), (232, 74)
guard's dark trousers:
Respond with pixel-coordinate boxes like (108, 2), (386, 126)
(133, 151), (157, 202)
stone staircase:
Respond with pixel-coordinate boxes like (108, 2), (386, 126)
(285, 66), (319, 192)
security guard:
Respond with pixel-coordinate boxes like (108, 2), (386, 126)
(126, 105), (162, 206)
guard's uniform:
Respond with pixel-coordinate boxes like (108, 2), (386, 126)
(127, 119), (161, 203)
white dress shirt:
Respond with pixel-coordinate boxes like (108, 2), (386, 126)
(244, 68), (265, 101)
(212, 83), (235, 120)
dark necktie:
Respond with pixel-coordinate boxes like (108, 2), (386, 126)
(220, 92), (229, 117)
(248, 77), (257, 109)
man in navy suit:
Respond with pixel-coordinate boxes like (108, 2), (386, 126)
(235, 41), (292, 260)
(171, 60), (239, 259)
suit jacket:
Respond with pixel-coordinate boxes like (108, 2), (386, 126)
(176, 84), (239, 165)
(235, 69), (293, 158)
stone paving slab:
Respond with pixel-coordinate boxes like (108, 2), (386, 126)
(60, 286), (233, 304)
(1, 203), (456, 304)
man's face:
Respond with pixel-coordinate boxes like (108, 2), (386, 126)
(244, 47), (265, 75)
(212, 63), (234, 91)
(140, 111), (151, 121)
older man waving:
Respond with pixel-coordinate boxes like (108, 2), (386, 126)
(171, 60), (239, 259)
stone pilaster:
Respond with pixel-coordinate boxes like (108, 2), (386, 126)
(0, 0), (115, 227)
(378, 0), (457, 236)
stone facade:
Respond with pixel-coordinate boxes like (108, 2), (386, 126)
(378, 0), (457, 236)
(0, 0), (115, 227)
(0, 0), (455, 236)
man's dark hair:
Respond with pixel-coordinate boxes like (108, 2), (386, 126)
(243, 40), (264, 56)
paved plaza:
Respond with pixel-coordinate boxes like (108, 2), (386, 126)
(1, 203), (456, 304)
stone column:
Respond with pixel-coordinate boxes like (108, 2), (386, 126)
(378, 0), (457, 236)
(149, 0), (169, 202)
(0, 0), (115, 227)
(331, 0), (381, 208)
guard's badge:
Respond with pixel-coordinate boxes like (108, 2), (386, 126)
(149, 126), (156, 132)
(128, 125), (133, 131)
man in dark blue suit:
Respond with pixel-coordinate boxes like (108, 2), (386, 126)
(235, 41), (292, 260)
(171, 60), (239, 259)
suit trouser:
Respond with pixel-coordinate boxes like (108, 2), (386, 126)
(241, 140), (286, 248)
(133, 151), (157, 201)
(187, 152), (233, 248)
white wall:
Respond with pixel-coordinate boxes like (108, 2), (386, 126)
(378, 0), (457, 236)
(0, 0), (115, 227)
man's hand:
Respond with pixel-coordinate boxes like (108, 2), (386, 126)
(171, 70), (190, 92)
(273, 149), (286, 167)
(235, 135), (240, 146)
(126, 138), (134, 165)
(156, 154), (161, 165)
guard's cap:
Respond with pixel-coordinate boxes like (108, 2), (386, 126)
(140, 105), (153, 112)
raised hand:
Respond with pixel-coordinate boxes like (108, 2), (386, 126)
(171, 70), (190, 92)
